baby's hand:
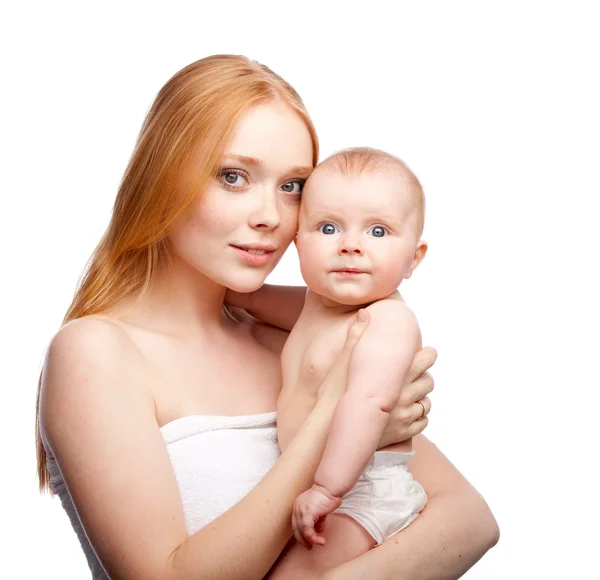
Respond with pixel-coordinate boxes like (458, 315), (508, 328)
(292, 484), (342, 550)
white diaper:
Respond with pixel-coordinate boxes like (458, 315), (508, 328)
(334, 450), (427, 545)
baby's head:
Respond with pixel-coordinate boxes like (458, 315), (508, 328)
(296, 147), (427, 306)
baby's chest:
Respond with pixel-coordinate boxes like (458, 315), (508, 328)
(296, 323), (349, 388)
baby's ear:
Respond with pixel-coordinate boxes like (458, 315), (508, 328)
(405, 241), (428, 279)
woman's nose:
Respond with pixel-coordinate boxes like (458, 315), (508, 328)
(250, 188), (281, 231)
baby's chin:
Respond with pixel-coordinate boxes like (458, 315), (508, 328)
(319, 287), (392, 307)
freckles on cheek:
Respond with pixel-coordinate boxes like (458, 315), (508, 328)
(192, 204), (226, 232)
(285, 205), (301, 230)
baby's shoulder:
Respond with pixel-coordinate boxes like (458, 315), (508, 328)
(365, 297), (419, 334)
(366, 295), (414, 318)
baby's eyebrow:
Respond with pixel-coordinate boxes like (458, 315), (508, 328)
(362, 212), (403, 222)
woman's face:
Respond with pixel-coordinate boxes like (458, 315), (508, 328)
(169, 102), (314, 292)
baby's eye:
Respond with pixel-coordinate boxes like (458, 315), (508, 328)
(281, 180), (304, 194)
(370, 226), (386, 238)
(320, 223), (338, 235)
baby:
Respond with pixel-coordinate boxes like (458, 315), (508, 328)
(269, 147), (429, 577)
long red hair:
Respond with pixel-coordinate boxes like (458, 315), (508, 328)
(36, 55), (319, 492)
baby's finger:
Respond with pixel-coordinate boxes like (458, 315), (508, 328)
(302, 524), (316, 542)
(294, 529), (311, 550)
(309, 533), (326, 547)
(314, 517), (327, 534)
(301, 514), (318, 545)
(293, 519), (311, 550)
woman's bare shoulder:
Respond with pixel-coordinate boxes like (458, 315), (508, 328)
(39, 316), (191, 577)
(41, 316), (151, 435)
(47, 315), (143, 366)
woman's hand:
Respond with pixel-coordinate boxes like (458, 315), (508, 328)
(378, 346), (436, 448)
(316, 309), (370, 403)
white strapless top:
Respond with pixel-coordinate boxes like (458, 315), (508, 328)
(45, 411), (280, 579)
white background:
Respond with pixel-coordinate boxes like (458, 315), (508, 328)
(2, 1), (599, 578)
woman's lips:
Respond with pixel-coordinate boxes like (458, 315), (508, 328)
(231, 244), (276, 266)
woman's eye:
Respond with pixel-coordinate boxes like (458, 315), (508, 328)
(220, 170), (247, 188)
(370, 226), (386, 238)
(320, 223), (338, 235)
(281, 180), (304, 194)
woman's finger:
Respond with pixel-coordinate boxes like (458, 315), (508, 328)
(399, 371), (434, 406)
(397, 373), (433, 408)
(342, 309), (370, 354)
(405, 346), (437, 384)
(408, 416), (429, 438)
(317, 309), (370, 401)
(420, 372), (435, 396)
(413, 396), (431, 421)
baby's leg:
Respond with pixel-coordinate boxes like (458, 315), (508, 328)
(266, 514), (375, 580)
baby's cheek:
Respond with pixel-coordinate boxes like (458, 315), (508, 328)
(298, 239), (328, 288)
(373, 256), (407, 293)
(381, 271), (404, 293)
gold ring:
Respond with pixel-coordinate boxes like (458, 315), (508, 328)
(416, 400), (426, 420)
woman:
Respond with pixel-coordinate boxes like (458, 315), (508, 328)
(37, 55), (498, 579)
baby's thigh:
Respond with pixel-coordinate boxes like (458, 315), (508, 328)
(266, 514), (375, 580)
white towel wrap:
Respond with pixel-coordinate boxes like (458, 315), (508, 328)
(45, 411), (280, 579)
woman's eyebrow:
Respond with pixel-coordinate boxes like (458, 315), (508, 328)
(225, 154), (261, 166)
(289, 166), (313, 178)
(223, 154), (312, 177)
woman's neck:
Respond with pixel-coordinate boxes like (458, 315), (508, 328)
(111, 256), (227, 338)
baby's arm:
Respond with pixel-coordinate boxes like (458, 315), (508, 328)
(293, 301), (420, 546)
(316, 300), (420, 495)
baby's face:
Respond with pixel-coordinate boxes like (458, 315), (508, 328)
(296, 168), (424, 306)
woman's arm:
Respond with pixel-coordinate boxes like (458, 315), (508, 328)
(316, 435), (499, 580)
(40, 314), (367, 580)
(226, 284), (307, 331)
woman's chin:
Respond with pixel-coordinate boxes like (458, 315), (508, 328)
(223, 273), (269, 294)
